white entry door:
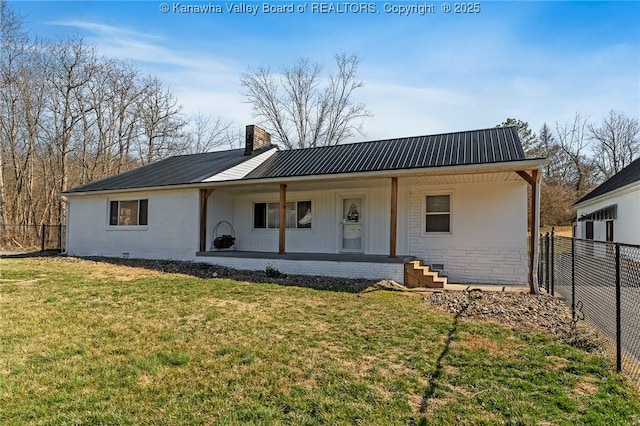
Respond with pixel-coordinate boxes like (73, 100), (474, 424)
(341, 197), (363, 252)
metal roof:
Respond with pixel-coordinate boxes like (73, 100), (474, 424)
(245, 127), (526, 179)
(65, 146), (276, 193)
(65, 126), (531, 194)
(574, 157), (640, 206)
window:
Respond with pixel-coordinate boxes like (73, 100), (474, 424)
(254, 201), (312, 229)
(585, 221), (594, 240)
(606, 220), (614, 242)
(425, 195), (450, 233)
(109, 199), (148, 226)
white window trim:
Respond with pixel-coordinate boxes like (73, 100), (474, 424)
(106, 225), (148, 232)
(251, 198), (315, 231)
(421, 190), (453, 237)
(106, 198), (149, 230)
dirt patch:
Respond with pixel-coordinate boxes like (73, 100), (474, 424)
(87, 269), (165, 282)
(0, 278), (43, 286)
(574, 375), (598, 396)
(544, 355), (568, 371)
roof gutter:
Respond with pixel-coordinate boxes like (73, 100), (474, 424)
(62, 158), (546, 197)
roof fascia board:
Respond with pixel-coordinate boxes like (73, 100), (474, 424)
(231, 158), (546, 186)
(61, 184), (202, 197)
(62, 158), (545, 196)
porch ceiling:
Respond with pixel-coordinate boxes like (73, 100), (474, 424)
(206, 170), (523, 193)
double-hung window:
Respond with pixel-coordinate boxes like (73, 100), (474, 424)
(425, 195), (450, 233)
(254, 201), (312, 229)
(109, 199), (148, 226)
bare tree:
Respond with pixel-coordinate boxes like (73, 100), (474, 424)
(0, 0), (201, 235)
(0, 0), (28, 224)
(241, 53), (372, 149)
(44, 38), (98, 223)
(186, 113), (233, 153)
(589, 110), (640, 179)
(136, 76), (188, 164)
(538, 123), (563, 183)
(84, 59), (146, 179)
(555, 113), (598, 194)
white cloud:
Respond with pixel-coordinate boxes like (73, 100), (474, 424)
(46, 18), (640, 143)
(48, 19), (248, 124)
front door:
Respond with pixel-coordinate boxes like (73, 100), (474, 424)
(341, 197), (363, 252)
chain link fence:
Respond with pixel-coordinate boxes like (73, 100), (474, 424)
(0, 224), (65, 252)
(540, 231), (640, 385)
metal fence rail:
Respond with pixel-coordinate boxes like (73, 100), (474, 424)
(0, 224), (65, 252)
(540, 231), (640, 385)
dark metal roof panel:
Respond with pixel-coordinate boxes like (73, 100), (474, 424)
(65, 146), (276, 193)
(245, 126), (527, 179)
(574, 157), (640, 205)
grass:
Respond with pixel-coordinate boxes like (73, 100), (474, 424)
(1, 257), (639, 425)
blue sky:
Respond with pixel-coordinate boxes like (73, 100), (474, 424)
(10, 0), (640, 142)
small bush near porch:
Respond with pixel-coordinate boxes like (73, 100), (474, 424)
(1, 258), (638, 425)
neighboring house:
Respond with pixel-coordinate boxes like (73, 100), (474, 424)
(573, 157), (640, 245)
(62, 125), (544, 287)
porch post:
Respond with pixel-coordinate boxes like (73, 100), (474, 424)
(390, 177), (398, 258)
(533, 170), (541, 290)
(279, 184), (287, 254)
(199, 188), (214, 252)
(516, 169), (540, 294)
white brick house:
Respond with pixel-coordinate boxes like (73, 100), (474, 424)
(63, 125), (545, 287)
(573, 157), (640, 245)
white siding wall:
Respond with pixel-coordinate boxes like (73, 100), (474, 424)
(66, 188), (199, 260)
(228, 186), (408, 255)
(407, 181), (528, 285)
(575, 187), (640, 245)
(207, 191), (235, 250)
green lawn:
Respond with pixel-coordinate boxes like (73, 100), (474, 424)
(1, 257), (638, 425)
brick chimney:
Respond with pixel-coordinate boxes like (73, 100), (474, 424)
(244, 125), (271, 156)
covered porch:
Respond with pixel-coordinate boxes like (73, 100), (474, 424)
(195, 163), (543, 289)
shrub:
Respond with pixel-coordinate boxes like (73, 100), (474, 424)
(265, 264), (282, 278)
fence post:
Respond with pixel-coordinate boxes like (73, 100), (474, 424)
(571, 237), (576, 320)
(41, 224), (46, 251)
(615, 243), (621, 373)
(544, 232), (550, 292)
(57, 224), (63, 252)
(537, 235), (542, 289)
(550, 227), (555, 296)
